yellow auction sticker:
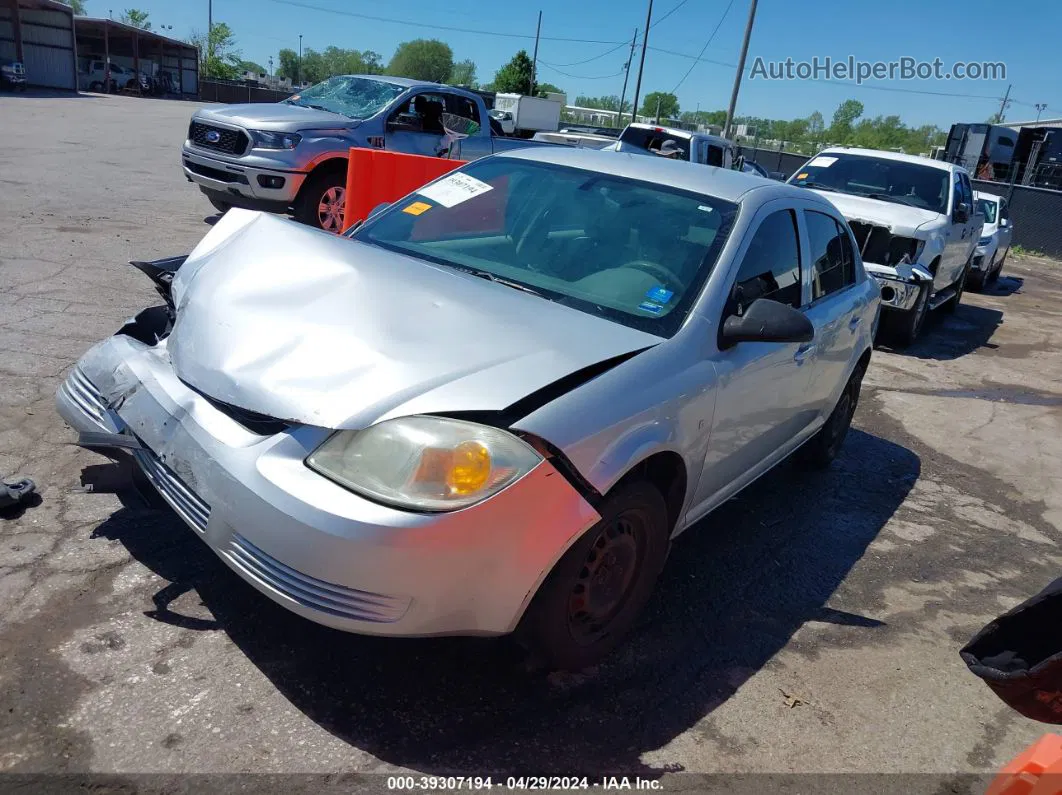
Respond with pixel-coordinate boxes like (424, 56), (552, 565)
(403, 201), (433, 216)
(796, 172), (809, 180)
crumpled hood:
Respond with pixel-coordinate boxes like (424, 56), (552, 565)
(811, 190), (942, 235)
(168, 211), (661, 429)
(195, 103), (354, 130)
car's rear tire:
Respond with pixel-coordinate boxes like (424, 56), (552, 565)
(971, 255), (993, 291)
(294, 165), (347, 233)
(798, 361), (865, 469)
(89, 81), (102, 92)
(518, 480), (670, 671)
(885, 282), (929, 347)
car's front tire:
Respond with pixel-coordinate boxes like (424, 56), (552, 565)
(942, 262), (968, 313)
(798, 360), (865, 469)
(970, 254), (993, 291)
(294, 165), (347, 233)
(207, 196), (232, 214)
(884, 282), (929, 347)
(518, 480), (670, 671)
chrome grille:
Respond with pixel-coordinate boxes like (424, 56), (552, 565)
(132, 447), (210, 534)
(189, 121), (248, 156)
(224, 533), (411, 623)
(59, 367), (109, 428)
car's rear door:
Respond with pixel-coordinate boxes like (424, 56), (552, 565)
(689, 204), (817, 514)
(799, 206), (865, 417)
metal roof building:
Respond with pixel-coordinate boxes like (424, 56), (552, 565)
(0, 0), (77, 90)
(74, 17), (198, 96)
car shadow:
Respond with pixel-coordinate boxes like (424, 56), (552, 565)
(88, 427), (918, 777)
(978, 275), (1024, 297)
(883, 303), (1004, 361)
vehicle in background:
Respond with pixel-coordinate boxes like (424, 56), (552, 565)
(79, 58), (152, 93)
(789, 147), (983, 346)
(559, 124), (621, 139)
(970, 191), (1014, 290)
(181, 75), (558, 233)
(59, 146), (878, 669)
(604, 124), (739, 169)
(1013, 126), (1062, 190)
(488, 108), (515, 135)
(943, 123), (1017, 180)
(0, 60), (26, 91)
(492, 92), (563, 138)
(531, 129), (615, 149)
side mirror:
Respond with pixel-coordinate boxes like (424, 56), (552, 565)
(953, 202), (970, 224)
(720, 298), (815, 348)
(1000, 217), (1009, 228)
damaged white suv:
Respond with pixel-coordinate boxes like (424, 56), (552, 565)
(789, 148), (983, 345)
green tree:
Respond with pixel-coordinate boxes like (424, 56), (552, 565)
(386, 39), (453, 83)
(639, 91), (679, 120)
(448, 59), (477, 87)
(491, 50), (535, 94)
(277, 48), (299, 82)
(575, 95), (628, 112)
(189, 22), (241, 80)
(119, 8), (151, 29)
(237, 60), (266, 75)
(828, 98), (864, 143)
(536, 82), (564, 98)
(59, 0), (87, 14)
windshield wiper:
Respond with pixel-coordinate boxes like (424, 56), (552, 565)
(862, 192), (919, 207)
(799, 180), (839, 192)
(464, 268), (547, 298)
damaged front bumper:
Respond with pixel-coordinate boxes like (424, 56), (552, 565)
(863, 261), (933, 313)
(56, 327), (600, 637)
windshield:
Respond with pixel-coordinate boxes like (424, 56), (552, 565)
(285, 76), (405, 119)
(617, 128), (691, 160)
(790, 152), (950, 214)
(975, 197), (998, 224)
(352, 157), (738, 337)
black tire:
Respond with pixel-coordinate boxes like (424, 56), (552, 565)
(294, 166), (347, 233)
(89, 81), (103, 92)
(969, 269), (988, 292)
(990, 251), (1005, 282)
(207, 196), (232, 214)
(942, 262), (968, 313)
(798, 361), (865, 469)
(518, 480), (670, 671)
(885, 282), (929, 347)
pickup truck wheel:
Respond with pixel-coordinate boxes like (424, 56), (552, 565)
(798, 362), (865, 469)
(88, 81), (103, 92)
(942, 263), (968, 313)
(294, 168), (346, 233)
(518, 480), (669, 671)
(886, 283), (929, 348)
(208, 197), (232, 214)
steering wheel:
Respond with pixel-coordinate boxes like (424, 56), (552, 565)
(622, 260), (684, 289)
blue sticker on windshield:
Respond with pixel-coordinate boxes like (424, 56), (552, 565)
(646, 286), (674, 303)
(638, 301), (664, 315)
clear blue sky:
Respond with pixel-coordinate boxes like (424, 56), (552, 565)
(87, 0), (1060, 128)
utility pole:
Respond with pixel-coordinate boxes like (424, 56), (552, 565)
(1035, 102), (1046, 123)
(298, 34), (303, 88)
(996, 83), (1012, 123)
(530, 11), (542, 96)
(655, 96), (661, 123)
(630, 0), (654, 125)
(207, 0), (212, 61)
(617, 27), (637, 127)
(268, 56), (273, 80)
(723, 0), (758, 139)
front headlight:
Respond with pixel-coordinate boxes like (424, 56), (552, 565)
(305, 416), (543, 511)
(249, 129), (302, 150)
(978, 236), (993, 246)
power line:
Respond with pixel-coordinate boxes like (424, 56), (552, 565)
(649, 0), (690, 29)
(537, 61), (626, 80)
(544, 40), (630, 68)
(670, 0), (734, 94)
(259, 0), (626, 44)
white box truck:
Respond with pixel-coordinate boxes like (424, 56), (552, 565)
(492, 93), (562, 138)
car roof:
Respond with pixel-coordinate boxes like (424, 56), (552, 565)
(974, 190), (1003, 202)
(497, 146), (829, 206)
(818, 146), (960, 174)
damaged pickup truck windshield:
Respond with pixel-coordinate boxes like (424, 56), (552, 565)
(352, 157), (738, 337)
(791, 152), (950, 215)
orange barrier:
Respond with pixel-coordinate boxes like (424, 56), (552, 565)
(988, 734), (1062, 795)
(342, 148), (467, 232)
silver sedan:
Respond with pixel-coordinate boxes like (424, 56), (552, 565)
(57, 147), (880, 669)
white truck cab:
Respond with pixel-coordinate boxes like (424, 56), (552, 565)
(606, 123), (738, 169)
(789, 147), (983, 345)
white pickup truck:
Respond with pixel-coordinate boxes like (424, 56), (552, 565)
(789, 148), (983, 345)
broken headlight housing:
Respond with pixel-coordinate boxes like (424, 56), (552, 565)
(306, 416), (542, 512)
(249, 129), (302, 150)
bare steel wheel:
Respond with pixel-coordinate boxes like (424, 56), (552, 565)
(519, 480), (670, 670)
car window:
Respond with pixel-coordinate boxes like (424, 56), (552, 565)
(447, 94), (481, 126)
(355, 157), (739, 338)
(286, 76), (406, 120)
(806, 211), (856, 300)
(728, 209), (803, 313)
(959, 173), (974, 209)
(975, 197), (998, 224)
(705, 144), (724, 167)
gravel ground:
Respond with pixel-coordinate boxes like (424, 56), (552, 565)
(2, 92), (1062, 788)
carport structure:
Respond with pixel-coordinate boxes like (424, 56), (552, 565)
(74, 17), (198, 97)
(0, 0), (78, 90)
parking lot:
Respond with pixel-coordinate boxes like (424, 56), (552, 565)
(3, 92), (1062, 781)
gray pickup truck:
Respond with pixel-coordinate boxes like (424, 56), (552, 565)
(182, 75), (552, 231)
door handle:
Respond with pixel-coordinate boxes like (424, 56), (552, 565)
(848, 316), (861, 331)
(794, 343), (816, 364)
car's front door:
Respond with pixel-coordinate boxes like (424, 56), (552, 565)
(689, 205), (818, 515)
(800, 207), (864, 416)
(384, 91), (449, 157)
